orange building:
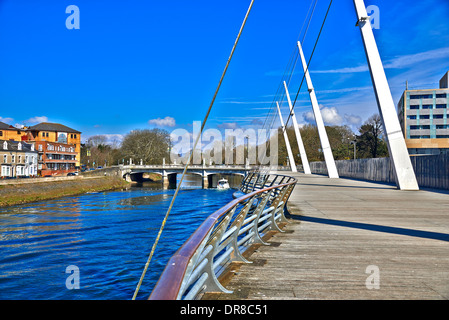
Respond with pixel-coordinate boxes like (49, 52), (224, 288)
(0, 122), (27, 141)
(26, 123), (81, 168)
(0, 121), (81, 176)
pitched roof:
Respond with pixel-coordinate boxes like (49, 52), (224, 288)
(27, 122), (81, 134)
(0, 140), (37, 153)
(0, 121), (14, 130)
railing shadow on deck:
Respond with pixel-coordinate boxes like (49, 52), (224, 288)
(287, 214), (449, 242)
(148, 172), (297, 300)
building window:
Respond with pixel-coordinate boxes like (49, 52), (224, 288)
(422, 104), (433, 109)
(433, 114), (444, 119)
(3, 155), (6, 163)
(410, 105), (419, 109)
(407, 115), (417, 119)
(436, 94), (447, 98)
(0, 131), (2, 136)
(1, 165), (11, 177)
(436, 135), (449, 138)
(410, 94), (433, 99)
(436, 104), (447, 109)
(11, 155), (15, 163)
(18, 155), (22, 163)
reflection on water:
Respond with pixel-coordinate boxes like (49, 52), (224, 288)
(132, 173), (243, 190)
(0, 182), (236, 300)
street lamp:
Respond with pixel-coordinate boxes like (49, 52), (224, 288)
(350, 140), (357, 160)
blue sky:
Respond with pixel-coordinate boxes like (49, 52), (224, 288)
(1, 0), (448, 143)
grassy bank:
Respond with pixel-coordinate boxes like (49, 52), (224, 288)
(0, 176), (130, 208)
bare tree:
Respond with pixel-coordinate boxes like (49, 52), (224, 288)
(356, 114), (388, 158)
(87, 135), (108, 147)
(121, 129), (170, 165)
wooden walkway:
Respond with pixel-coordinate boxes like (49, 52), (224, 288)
(204, 173), (449, 300)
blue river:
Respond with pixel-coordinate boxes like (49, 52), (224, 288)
(0, 179), (236, 300)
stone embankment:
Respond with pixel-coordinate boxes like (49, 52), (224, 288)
(0, 176), (129, 208)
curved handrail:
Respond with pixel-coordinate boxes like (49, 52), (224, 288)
(148, 173), (297, 300)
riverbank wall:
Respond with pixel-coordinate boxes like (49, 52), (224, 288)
(0, 176), (130, 208)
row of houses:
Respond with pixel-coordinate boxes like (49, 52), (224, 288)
(0, 121), (81, 178)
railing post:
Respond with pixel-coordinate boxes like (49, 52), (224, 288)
(202, 208), (235, 294)
(268, 186), (290, 232)
(251, 190), (273, 245)
(177, 229), (215, 300)
(228, 197), (256, 264)
(279, 184), (295, 224)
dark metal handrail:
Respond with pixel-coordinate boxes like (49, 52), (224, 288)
(149, 173), (297, 300)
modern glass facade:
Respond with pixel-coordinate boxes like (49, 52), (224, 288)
(397, 72), (449, 155)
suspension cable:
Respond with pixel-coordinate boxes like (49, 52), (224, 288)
(131, 0), (255, 300)
(283, 0), (333, 131)
(258, 0), (319, 168)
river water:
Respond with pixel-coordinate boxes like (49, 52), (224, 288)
(0, 176), (237, 300)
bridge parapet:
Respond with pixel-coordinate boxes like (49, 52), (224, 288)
(148, 173), (297, 300)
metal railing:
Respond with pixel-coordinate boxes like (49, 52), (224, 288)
(148, 173), (297, 300)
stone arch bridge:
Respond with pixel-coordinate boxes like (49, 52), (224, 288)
(119, 164), (250, 188)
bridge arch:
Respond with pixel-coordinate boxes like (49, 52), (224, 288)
(206, 172), (244, 188)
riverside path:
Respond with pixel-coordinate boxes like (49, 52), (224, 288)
(203, 172), (449, 300)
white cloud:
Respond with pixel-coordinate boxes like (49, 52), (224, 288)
(312, 65), (369, 74)
(26, 116), (48, 123)
(217, 122), (240, 129)
(303, 106), (362, 129)
(303, 105), (343, 126)
(148, 116), (176, 127)
(383, 47), (449, 69)
(0, 116), (14, 123)
(311, 46), (449, 74)
(344, 114), (362, 126)
(320, 106), (344, 125)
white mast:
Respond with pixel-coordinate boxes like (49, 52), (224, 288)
(276, 102), (297, 172)
(353, 0), (418, 190)
(283, 81), (311, 174)
(297, 41), (339, 178)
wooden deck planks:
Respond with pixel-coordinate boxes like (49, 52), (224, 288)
(204, 173), (449, 300)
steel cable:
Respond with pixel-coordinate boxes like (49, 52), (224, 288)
(132, 0), (255, 300)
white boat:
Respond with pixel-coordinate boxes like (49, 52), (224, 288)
(217, 178), (230, 189)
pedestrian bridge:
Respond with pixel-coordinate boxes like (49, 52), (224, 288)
(120, 164), (251, 188)
(149, 171), (449, 300)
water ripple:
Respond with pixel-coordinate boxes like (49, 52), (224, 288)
(0, 185), (234, 299)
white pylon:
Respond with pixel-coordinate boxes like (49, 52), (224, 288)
(297, 41), (339, 179)
(353, 0), (418, 190)
(283, 81), (311, 174)
(276, 101), (297, 172)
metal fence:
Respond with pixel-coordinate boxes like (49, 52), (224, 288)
(148, 173), (297, 300)
(309, 154), (449, 190)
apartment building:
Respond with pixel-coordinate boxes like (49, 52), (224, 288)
(0, 140), (38, 178)
(0, 121), (81, 176)
(397, 71), (449, 155)
(34, 141), (78, 176)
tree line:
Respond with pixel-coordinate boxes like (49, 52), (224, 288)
(81, 129), (171, 168)
(80, 113), (389, 168)
(277, 113), (388, 166)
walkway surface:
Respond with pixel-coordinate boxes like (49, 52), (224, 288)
(205, 173), (449, 300)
